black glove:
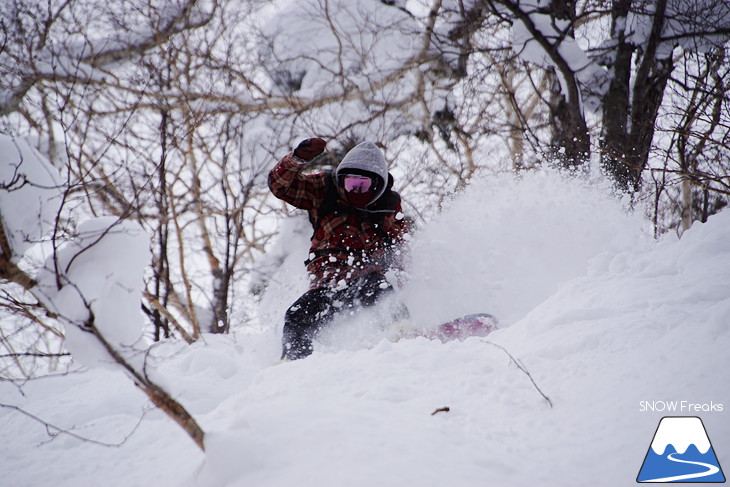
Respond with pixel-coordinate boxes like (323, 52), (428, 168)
(293, 138), (326, 161)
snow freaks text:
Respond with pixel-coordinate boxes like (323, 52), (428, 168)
(639, 401), (724, 413)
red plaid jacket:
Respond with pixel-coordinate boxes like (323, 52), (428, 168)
(269, 152), (408, 289)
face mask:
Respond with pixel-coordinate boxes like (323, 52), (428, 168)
(345, 190), (375, 208)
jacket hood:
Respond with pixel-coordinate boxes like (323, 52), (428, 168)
(335, 141), (388, 205)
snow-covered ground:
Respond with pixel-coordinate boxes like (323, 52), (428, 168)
(2, 169), (728, 487)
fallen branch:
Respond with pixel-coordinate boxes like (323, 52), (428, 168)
(83, 313), (206, 451)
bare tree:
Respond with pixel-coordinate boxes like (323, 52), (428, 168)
(424, 0), (730, 232)
(0, 135), (206, 450)
(654, 48), (730, 234)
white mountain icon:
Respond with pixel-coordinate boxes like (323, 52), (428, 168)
(638, 416), (725, 483)
(651, 417), (712, 455)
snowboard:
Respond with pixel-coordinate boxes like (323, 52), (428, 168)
(387, 313), (499, 343)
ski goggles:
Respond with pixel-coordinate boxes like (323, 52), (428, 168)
(342, 175), (373, 193)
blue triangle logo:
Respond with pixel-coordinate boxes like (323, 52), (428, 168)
(638, 416), (726, 483)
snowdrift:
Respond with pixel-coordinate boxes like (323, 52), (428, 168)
(1, 170), (728, 487)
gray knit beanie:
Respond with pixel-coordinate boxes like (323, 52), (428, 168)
(336, 141), (387, 179)
(335, 141), (388, 202)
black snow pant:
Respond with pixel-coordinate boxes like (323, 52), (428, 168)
(281, 272), (393, 360)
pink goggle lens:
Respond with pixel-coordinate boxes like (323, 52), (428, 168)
(343, 175), (373, 193)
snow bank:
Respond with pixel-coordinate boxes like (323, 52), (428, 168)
(55, 217), (149, 345)
(0, 134), (62, 257)
(37, 217), (151, 367)
(192, 205), (728, 487)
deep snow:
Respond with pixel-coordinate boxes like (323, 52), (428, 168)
(2, 169), (728, 487)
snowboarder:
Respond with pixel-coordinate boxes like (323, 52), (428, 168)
(269, 138), (409, 360)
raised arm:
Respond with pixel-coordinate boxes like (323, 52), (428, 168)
(268, 138), (328, 210)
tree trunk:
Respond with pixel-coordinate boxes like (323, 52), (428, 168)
(210, 267), (231, 334)
(548, 69), (590, 166)
(600, 0), (634, 189)
(601, 0), (673, 192)
(680, 177), (693, 233)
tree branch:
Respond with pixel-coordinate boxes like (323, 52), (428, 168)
(0, 402), (148, 448)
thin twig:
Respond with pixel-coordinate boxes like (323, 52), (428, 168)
(0, 352), (70, 358)
(483, 340), (553, 408)
(0, 403), (148, 448)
